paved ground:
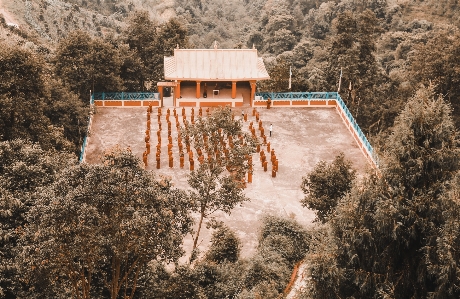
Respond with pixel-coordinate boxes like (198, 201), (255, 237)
(85, 105), (371, 260)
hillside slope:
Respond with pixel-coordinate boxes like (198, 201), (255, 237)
(0, 0), (176, 47)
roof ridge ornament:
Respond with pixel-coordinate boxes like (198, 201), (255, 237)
(214, 40), (218, 49)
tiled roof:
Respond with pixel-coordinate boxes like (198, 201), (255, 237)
(164, 49), (270, 81)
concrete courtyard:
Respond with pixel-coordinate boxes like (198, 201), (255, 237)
(85, 105), (371, 259)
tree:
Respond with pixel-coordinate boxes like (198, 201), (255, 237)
(0, 43), (50, 144)
(304, 2), (337, 40)
(303, 85), (460, 298)
(21, 148), (193, 299)
(241, 215), (311, 298)
(44, 79), (90, 154)
(205, 222), (241, 264)
(323, 10), (391, 133)
(408, 31), (460, 127)
(264, 3), (297, 54)
(121, 13), (189, 90)
(384, 85), (459, 198)
(429, 171), (460, 298)
(157, 18), (190, 57)
(121, 11), (158, 91)
(139, 216), (310, 299)
(301, 152), (356, 223)
(0, 140), (75, 298)
(54, 30), (123, 100)
(118, 44), (145, 91)
(0, 42), (89, 153)
(182, 107), (257, 256)
(153, 18), (190, 83)
(173, 215), (310, 299)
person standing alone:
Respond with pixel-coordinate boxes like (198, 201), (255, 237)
(269, 124), (273, 137)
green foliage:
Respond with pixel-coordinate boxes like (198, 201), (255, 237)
(121, 12), (189, 90)
(121, 11), (158, 91)
(407, 31), (460, 127)
(139, 215), (309, 299)
(0, 42), (88, 153)
(43, 79), (90, 154)
(21, 148), (193, 299)
(54, 30), (123, 100)
(263, 11), (298, 54)
(324, 10), (391, 133)
(142, 259), (247, 299)
(0, 44), (50, 144)
(118, 44), (145, 91)
(384, 85), (459, 197)
(0, 140), (75, 298)
(428, 171), (460, 298)
(194, 260), (246, 298)
(301, 152), (356, 223)
(302, 226), (340, 299)
(176, 0), (262, 48)
(0, 140), (75, 193)
(205, 222), (241, 264)
(303, 86), (460, 299)
(156, 265), (203, 299)
(258, 215), (312, 264)
(241, 215), (310, 298)
(241, 251), (291, 298)
(152, 17), (190, 84)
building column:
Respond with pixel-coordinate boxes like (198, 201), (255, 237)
(158, 86), (164, 107)
(196, 81), (201, 99)
(250, 80), (256, 107)
(231, 81), (237, 99)
(174, 81), (181, 107)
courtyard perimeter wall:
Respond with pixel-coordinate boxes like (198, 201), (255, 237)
(80, 91), (377, 167)
(92, 92), (160, 107)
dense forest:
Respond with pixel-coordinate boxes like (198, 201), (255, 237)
(1, 0), (460, 298)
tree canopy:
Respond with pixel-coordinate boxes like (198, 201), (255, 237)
(0, 42), (88, 154)
(0, 139), (76, 298)
(303, 85), (460, 298)
(20, 148), (193, 299)
(301, 152), (356, 223)
(54, 30), (123, 100)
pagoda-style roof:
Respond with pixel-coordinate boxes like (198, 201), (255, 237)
(164, 48), (270, 81)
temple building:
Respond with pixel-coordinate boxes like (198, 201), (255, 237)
(158, 47), (270, 107)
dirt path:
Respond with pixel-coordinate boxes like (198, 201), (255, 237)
(0, 0), (19, 25)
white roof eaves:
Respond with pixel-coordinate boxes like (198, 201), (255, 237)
(164, 49), (271, 81)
